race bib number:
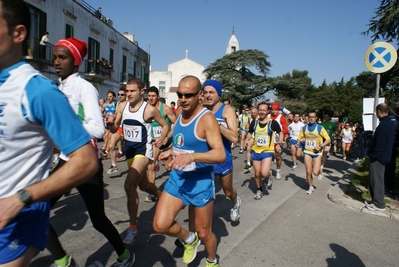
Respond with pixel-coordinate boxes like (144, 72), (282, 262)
(305, 140), (316, 149)
(152, 126), (162, 138)
(173, 147), (196, 172)
(256, 136), (268, 146)
(124, 125), (142, 142)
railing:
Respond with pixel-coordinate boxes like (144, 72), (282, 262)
(84, 59), (113, 79)
(81, 0), (113, 26)
(24, 36), (54, 64)
(120, 72), (134, 83)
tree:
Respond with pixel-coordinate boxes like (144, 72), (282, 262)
(362, 0), (399, 106)
(362, 0), (399, 45)
(272, 69), (313, 101)
(203, 49), (272, 107)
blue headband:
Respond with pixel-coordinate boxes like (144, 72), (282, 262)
(203, 80), (222, 97)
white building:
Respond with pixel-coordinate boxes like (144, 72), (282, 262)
(24, 0), (150, 98)
(150, 31), (240, 105)
(150, 50), (205, 106)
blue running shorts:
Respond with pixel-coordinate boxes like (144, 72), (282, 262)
(164, 171), (215, 208)
(0, 201), (50, 264)
(214, 159), (233, 176)
(290, 139), (304, 149)
(251, 151), (274, 161)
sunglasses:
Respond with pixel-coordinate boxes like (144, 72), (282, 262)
(118, 94), (125, 96)
(176, 90), (199, 99)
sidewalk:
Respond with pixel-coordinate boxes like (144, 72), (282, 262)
(327, 161), (399, 220)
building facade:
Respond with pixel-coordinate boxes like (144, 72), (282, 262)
(24, 0), (150, 98)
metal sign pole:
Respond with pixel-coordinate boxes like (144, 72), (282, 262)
(373, 74), (380, 130)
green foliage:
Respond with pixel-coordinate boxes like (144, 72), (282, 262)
(272, 70), (313, 101)
(362, 0), (399, 107)
(203, 49), (272, 107)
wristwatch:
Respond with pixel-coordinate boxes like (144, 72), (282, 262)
(17, 189), (32, 206)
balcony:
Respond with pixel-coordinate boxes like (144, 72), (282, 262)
(80, 0), (114, 27)
(84, 59), (113, 83)
(24, 36), (54, 66)
(120, 72), (134, 84)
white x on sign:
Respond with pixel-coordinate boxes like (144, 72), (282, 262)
(364, 42), (397, 73)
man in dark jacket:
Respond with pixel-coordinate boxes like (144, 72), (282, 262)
(365, 103), (396, 211)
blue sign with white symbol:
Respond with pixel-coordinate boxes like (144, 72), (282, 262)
(364, 42), (397, 73)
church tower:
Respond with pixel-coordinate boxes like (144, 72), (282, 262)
(226, 28), (239, 54)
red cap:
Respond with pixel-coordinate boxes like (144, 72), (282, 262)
(55, 38), (87, 67)
(271, 102), (280, 110)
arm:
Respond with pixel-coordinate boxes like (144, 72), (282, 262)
(169, 112), (225, 170)
(220, 105), (239, 144)
(316, 127), (331, 151)
(107, 102), (126, 133)
(80, 82), (105, 138)
(147, 104), (169, 147)
(0, 78), (98, 229)
(271, 120), (283, 152)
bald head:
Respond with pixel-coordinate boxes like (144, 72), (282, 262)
(178, 75), (201, 92)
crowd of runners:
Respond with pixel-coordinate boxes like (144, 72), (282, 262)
(1, 2), (397, 266)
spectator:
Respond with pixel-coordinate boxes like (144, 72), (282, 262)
(39, 31), (49, 59)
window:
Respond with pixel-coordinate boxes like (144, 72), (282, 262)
(88, 37), (100, 60)
(109, 48), (114, 66)
(24, 4), (46, 55)
(159, 81), (166, 97)
(231, 46), (236, 52)
(133, 61), (136, 78)
(65, 24), (74, 38)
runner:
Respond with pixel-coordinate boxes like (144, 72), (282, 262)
(106, 88), (127, 174)
(106, 78), (169, 246)
(340, 122), (354, 160)
(244, 107), (258, 171)
(238, 107), (251, 154)
(296, 110), (331, 194)
(245, 102), (283, 199)
(0, 2), (97, 264)
(153, 75), (225, 267)
(268, 102), (289, 180)
(49, 38), (135, 267)
(203, 80), (241, 221)
(319, 113), (338, 177)
(288, 113), (305, 169)
(145, 86), (176, 203)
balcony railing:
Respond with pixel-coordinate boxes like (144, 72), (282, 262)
(84, 59), (113, 79)
(24, 36), (54, 64)
(80, 0), (113, 26)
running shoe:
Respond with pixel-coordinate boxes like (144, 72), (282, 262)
(254, 190), (263, 200)
(306, 186), (314, 195)
(183, 232), (201, 264)
(239, 148), (244, 154)
(144, 194), (158, 203)
(106, 165), (118, 174)
(205, 259), (220, 267)
(291, 164), (298, 169)
(266, 176), (273, 188)
(317, 172), (323, 180)
(276, 170), (281, 180)
(123, 228), (138, 246)
(230, 196), (241, 222)
(101, 151), (108, 159)
(243, 163), (252, 172)
(116, 152), (124, 159)
(366, 203), (385, 211)
(343, 156), (346, 160)
(55, 255), (79, 267)
(110, 251), (135, 267)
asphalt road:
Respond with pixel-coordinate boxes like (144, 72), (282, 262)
(31, 146), (399, 267)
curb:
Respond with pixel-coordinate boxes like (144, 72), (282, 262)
(327, 168), (398, 220)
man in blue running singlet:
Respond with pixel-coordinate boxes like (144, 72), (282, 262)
(153, 76), (225, 266)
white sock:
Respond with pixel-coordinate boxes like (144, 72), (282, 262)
(184, 232), (195, 244)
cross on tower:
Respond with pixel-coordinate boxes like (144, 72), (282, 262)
(185, 49), (189, 59)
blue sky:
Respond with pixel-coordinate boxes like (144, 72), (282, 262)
(86, 0), (381, 86)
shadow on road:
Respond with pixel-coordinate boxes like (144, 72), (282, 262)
(326, 243), (365, 267)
